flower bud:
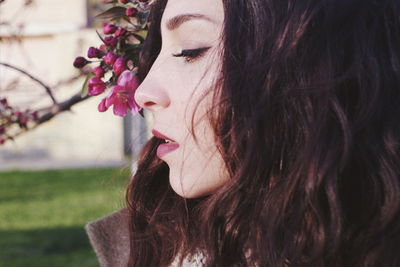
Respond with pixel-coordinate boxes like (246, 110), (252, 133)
(87, 47), (104, 59)
(88, 77), (106, 96)
(113, 57), (126, 75)
(0, 98), (7, 106)
(120, 0), (130, 3)
(19, 115), (28, 125)
(114, 28), (126, 37)
(73, 56), (89, 68)
(99, 44), (107, 53)
(104, 52), (117, 65)
(103, 23), (117, 35)
(0, 138), (4, 145)
(31, 111), (38, 120)
(125, 7), (138, 17)
(98, 98), (108, 112)
(104, 36), (118, 47)
(92, 66), (105, 78)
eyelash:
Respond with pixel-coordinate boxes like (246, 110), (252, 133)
(172, 47), (211, 63)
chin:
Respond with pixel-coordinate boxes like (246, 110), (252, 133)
(169, 174), (211, 199)
(167, 164), (229, 199)
(169, 181), (205, 199)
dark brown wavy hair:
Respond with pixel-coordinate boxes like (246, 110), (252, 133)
(126, 0), (400, 266)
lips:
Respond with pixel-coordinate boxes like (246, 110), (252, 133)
(152, 129), (179, 158)
(156, 142), (179, 157)
(151, 129), (176, 143)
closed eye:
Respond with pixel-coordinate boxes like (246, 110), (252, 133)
(172, 47), (211, 63)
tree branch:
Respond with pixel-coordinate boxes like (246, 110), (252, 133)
(0, 62), (59, 105)
(3, 92), (91, 142)
(37, 93), (91, 124)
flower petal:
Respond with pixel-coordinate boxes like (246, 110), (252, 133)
(113, 85), (125, 93)
(105, 94), (116, 108)
(98, 98), (108, 112)
(117, 70), (139, 92)
(127, 94), (141, 113)
(88, 85), (105, 96)
(113, 101), (128, 116)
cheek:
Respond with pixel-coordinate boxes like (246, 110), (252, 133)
(169, 146), (229, 198)
(168, 55), (225, 198)
(171, 93), (228, 198)
(182, 72), (217, 134)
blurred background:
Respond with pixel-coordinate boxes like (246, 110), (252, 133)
(0, 0), (149, 266)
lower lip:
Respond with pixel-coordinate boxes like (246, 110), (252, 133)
(156, 143), (179, 158)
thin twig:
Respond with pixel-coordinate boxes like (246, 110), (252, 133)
(3, 92), (91, 141)
(37, 92), (90, 124)
(0, 62), (59, 105)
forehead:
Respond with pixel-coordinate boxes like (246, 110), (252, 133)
(161, 0), (224, 27)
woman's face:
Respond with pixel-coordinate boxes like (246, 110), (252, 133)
(134, 0), (228, 198)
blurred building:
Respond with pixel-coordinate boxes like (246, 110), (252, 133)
(0, 0), (148, 170)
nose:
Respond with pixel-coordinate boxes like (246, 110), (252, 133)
(134, 75), (170, 111)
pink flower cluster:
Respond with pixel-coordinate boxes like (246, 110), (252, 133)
(73, 0), (151, 117)
(97, 70), (141, 116)
(0, 98), (38, 144)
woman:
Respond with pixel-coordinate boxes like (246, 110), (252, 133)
(86, 0), (400, 266)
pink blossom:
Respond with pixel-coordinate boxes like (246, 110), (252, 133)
(92, 66), (105, 78)
(104, 36), (118, 47)
(98, 98), (108, 112)
(73, 56), (89, 68)
(104, 70), (141, 116)
(88, 77), (106, 96)
(0, 98), (8, 106)
(104, 52), (117, 65)
(113, 57), (126, 75)
(18, 114), (28, 125)
(99, 44), (107, 53)
(125, 7), (138, 17)
(103, 23), (117, 35)
(120, 0), (130, 4)
(114, 28), (126, 37)
(31, 111), (38, 120)
(87, 47), (104, 59)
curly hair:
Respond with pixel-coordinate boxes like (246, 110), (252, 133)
(126, 0), (400, 266)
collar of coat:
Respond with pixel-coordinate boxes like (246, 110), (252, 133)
(86, 209), (209, 267)
(85, 208), (130, 267)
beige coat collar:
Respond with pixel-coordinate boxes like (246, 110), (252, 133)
(85, 208), (130, 267)
(85, 209), (207, 267)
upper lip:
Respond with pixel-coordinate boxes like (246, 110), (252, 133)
(152, 129), (176, 142)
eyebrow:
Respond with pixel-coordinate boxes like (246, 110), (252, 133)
(165, 13), (216, 31)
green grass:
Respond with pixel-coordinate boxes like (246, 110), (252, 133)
(0, 167), (131, 267)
